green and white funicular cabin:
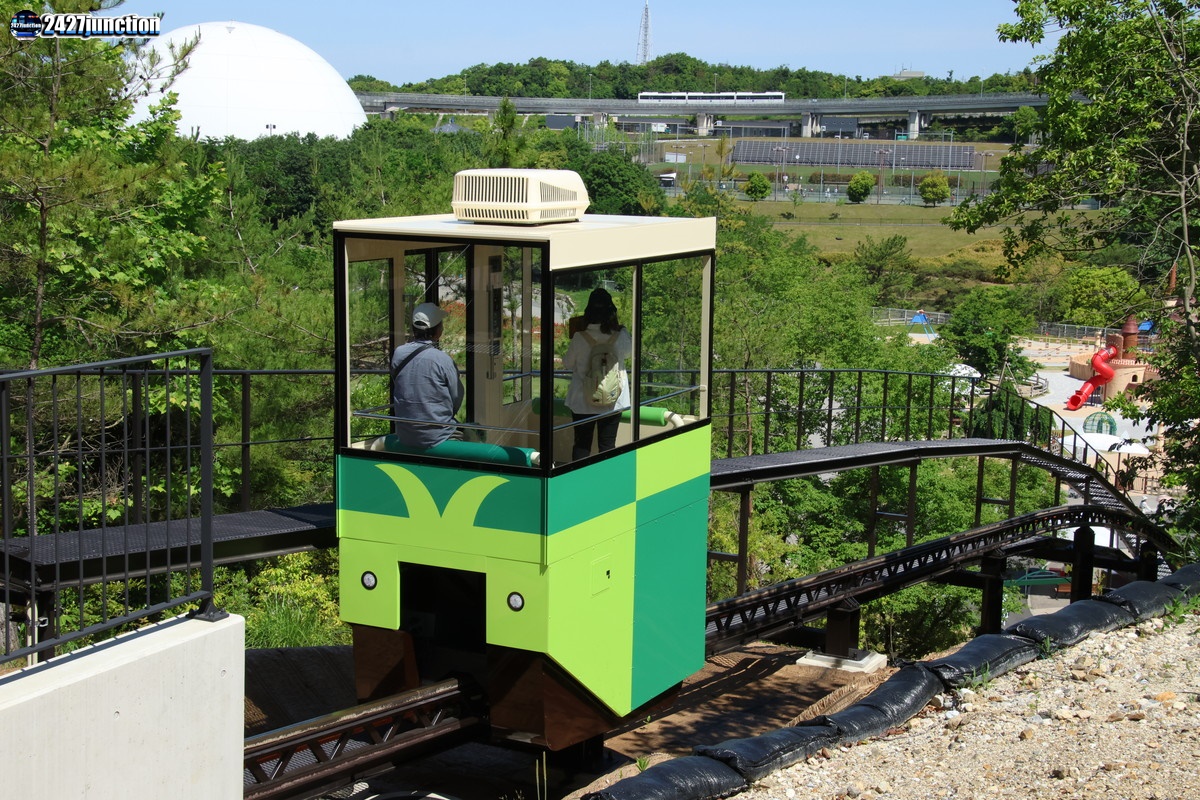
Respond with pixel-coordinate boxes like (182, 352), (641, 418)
(333, 169), (716, 750)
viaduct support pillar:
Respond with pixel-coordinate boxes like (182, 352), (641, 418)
(695, 112), (713, 137)
(978, 554), (1008, 634)
(802, 112), (816, 138)
(907, 110), (921, 140)
(1071, 526), (1096, 602)
(825, 598), (861, 657)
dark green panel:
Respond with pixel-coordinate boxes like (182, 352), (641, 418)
(630, 482), (709, 705)
(337, 454), (543, 534)
(546, 450), (637, 532)
(337, 455), (412, 517)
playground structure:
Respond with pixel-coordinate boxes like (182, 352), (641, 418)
(1066, 316), (1157, 410)
(907, 309), (936, 341)
(1066, 345), (1117, 411)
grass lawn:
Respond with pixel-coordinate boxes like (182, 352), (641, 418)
(752, 199), (1004, 257)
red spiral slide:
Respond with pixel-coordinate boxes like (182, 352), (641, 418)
(1065, 346), (1118, 410)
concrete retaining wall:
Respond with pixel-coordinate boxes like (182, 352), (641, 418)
(0, 614), (245, 800)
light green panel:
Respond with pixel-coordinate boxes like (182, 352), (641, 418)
(485, 556), (550, 652)
(545, 529), (638, 714)
(635, 426), (711, 500)
(543, 502), (637, 564)
(339, 507), (544, 563)
(339, 538), (402, 628)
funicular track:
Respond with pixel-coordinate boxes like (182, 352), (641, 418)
(704, 503), (1148, 655)
(242, 678), (485, 800)
(243, 438), (1173, 799)
(705, 437), (1172, 654)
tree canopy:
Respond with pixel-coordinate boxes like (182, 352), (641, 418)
(378, 53), (1044, 103)
(947, 0), (1200, 557)
(0, 0), (221, 368)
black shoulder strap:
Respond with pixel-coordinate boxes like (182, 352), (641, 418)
(391, 342), (433, 382)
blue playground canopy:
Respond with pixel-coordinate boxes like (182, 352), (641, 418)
(908, 312), (936, 341)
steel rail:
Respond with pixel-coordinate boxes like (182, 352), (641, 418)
(242, 678), (483, 800)
(703, 504), (1149, 655)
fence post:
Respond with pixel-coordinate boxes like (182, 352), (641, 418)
(241, 372), (252, 512)
(195, 351), (225, 621)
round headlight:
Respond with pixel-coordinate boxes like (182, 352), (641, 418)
(507, 591), (525, 611)
(361, 571), (378, 590)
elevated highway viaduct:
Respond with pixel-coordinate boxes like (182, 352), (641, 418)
(355, 91), (1050, 139)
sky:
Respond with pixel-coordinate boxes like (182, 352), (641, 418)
(113, 0), (1056, 87)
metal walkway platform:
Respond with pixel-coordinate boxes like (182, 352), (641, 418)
(2, 439), (1172, 595)
(2, 503), (335, 590)
(712, 437), (1135, 514)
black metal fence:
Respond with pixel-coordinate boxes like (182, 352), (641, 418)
(2, 360), (1156, 664)
(2, 351), (214, 664)
(707, 367), (1159, 494)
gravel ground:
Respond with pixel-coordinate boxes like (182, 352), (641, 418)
(734, 613), (1200, 800)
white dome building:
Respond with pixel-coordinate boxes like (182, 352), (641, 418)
(137, 21), (366, 140)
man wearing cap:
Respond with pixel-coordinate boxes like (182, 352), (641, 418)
(390, 302), (464, 448)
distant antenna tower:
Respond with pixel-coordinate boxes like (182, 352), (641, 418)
(637, 1), (652, 65)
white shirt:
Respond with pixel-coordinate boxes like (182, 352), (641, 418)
(563, 323), (632, 414)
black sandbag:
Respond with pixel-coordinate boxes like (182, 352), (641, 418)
(924, 633), (1038, 688)
(582, 755), (748, 800)
(855, 664), (942, 721)
(1095, 579), (1184, 620)
(694, 721), (839, 783)
(1005, 598), (1135, 650)
(1160, 563), (1200, 598)
(817, 702), (896, 744)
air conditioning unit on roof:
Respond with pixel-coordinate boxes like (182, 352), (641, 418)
(452, 169), (590, 225)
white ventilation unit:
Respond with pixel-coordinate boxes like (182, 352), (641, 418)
(452, 169), (590, 225)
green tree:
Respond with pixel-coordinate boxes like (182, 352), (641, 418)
(743, 171), (771, 202)
(946, 1), (1200, 552)
(847, 171), (875, 203)
(1001, 105), (1041, 145)
(1051, 265), (1149, 328)
(918, 171), (951, 206)
(852, 234), (915, 306)
(347, 74), (401, 93)
(937, 287), (1035, 380)
(483, 96), (523, 167)
(566, 147), (664, 215)
(0, 0), (221, 368)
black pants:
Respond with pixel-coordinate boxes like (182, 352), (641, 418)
(572, 411), (619, 460)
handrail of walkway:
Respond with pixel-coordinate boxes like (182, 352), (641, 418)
(1, 361), (1163, 664)
(709, 366), (1160, 495)
(1, 350), (217, 664)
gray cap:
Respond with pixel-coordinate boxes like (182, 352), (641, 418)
(412, 302), (447, 330)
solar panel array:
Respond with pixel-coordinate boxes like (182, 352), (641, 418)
(733, 141), (977, 171)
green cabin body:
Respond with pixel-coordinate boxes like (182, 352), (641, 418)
(332, 193), (716, 750)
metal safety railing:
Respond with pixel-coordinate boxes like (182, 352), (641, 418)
(707, 366), (1161, 493)
(2, 350), (215, 664)
(3, 357), (1160, 665)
